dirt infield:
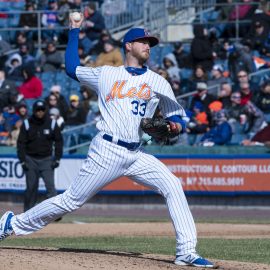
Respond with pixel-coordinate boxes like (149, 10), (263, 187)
(1, 222), (270, 270)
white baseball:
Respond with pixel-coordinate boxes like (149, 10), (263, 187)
(71, 12), (81, 22)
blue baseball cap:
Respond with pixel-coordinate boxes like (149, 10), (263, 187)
(123, 28), (159, 48)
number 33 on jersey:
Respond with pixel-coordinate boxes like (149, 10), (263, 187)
(106, 80), (152, 117)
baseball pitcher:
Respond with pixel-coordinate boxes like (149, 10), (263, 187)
(0, 12), (215, 268)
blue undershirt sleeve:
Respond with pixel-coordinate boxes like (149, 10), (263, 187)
(65, 28), (80, 81)
(166, 115), (186, 133)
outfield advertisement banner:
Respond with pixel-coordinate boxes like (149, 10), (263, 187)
(0, 156), (270, 194)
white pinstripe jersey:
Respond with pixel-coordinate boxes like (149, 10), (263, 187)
(76, 65), (187, 142)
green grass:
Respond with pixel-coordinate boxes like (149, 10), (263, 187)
(1, 236), (269, 265)
(62, 216), (170, 223)
(195, 218), (270, 224)
(61, 215), (270, 224)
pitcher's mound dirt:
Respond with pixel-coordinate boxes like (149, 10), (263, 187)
(1, 223), (269, 270)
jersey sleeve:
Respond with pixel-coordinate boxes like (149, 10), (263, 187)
(76, 66), (102, 94)
(155, 78), (188, 121)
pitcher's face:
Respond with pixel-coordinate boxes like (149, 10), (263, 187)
(128, 39), (151, 62)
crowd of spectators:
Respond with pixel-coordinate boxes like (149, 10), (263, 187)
(0, 0), (270, 149)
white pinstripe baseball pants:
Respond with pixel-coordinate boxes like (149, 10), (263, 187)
(11, 133), (197, 256)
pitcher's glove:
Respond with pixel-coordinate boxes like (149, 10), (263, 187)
(140, 117), (181, 141)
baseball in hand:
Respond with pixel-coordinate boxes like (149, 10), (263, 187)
(71, 12), (81, 22)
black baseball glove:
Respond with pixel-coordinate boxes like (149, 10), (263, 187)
(140, 117), (181, 142)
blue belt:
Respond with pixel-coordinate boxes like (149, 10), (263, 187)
(103, 134), (141, 151)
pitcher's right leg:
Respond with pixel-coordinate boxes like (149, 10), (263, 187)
(10, 135), (130, 236)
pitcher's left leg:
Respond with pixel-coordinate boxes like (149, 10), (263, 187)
(126, 151), (196, 256)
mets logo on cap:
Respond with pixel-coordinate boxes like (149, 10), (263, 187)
(122, 28), (159, 48)
(144, 30), (150, 36)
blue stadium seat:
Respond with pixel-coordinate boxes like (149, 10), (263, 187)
(40, 71), (56, 82)
(24, 98), (37, 115)
(180, 68), (193, 80)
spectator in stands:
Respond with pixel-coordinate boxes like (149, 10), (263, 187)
(239, 82), (254, 105)
(162, 53), (181, 87)
(213, 0), (234, 38)
(172, 42), (192, 69)
(15, 32), (35, 55)
(227, 91), (246, 131)
(156, 65), (181, 96)
(233, 69), (259, 92)
(200, 109), (232, 146)
(208, 100), (223, 126)
(186, 101), (209, 136)
(208, 100), (223, 113)
(261, 36), (270, 57)
(228, 43), (256, 82)
(41, 0), (61, 42)
(4, 53), (24, 82)
(94, 39), (123, 67)
(57, 0), (75, 43)
(225, 0), (256, 38)
(69, 0), (83, 10)
(46, 92), (61, 112)
(66, 94), (87, 125)
(3, 104), (20, 132)
(241, 124), (270, 146)
(37, 41), (64, 72)
(78, 29), (94, 55)
(253, 80), (270, 122)
(0, 112), (9, 145)
(217, 0), (235, 23)
(16, 103), (28, 121)
(190, 82), (216, 111)
(0, 37), (11, 68)
(82, 2), (106, 42)
(227, 91), (266, 138)
(18, 2), (38, 40)
(49, 107), (65, 130)
(192, 64), (208, 83)
(57, 0), (70, 28)
(190, 24), (215, 71)
(218, 82), (233, 109)
(249, 0), (270, 37)
(46, 85), (68, 119)
(156, 67), (170, 81)
(207, 64), (229, 94)
(19, 43), (36, 67)
(189, 64), (208, 91)
(78, 45), (93, 66)
(216, 39), (233, 60)
(0, 37), (11, 56)
(3, 105), (21, 147)
(89, 29), (121, 55)
(0, 69), (18, 112)
(242, 100), (267, 138)
(247, 20), (269, 54)
(80, 85), (96, 115)
(18, 65), (43, 99)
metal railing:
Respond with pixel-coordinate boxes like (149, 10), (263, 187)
(176, 68), (270, 101)
(101, 0), (144, 34)
(62, 120), (97, 153)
